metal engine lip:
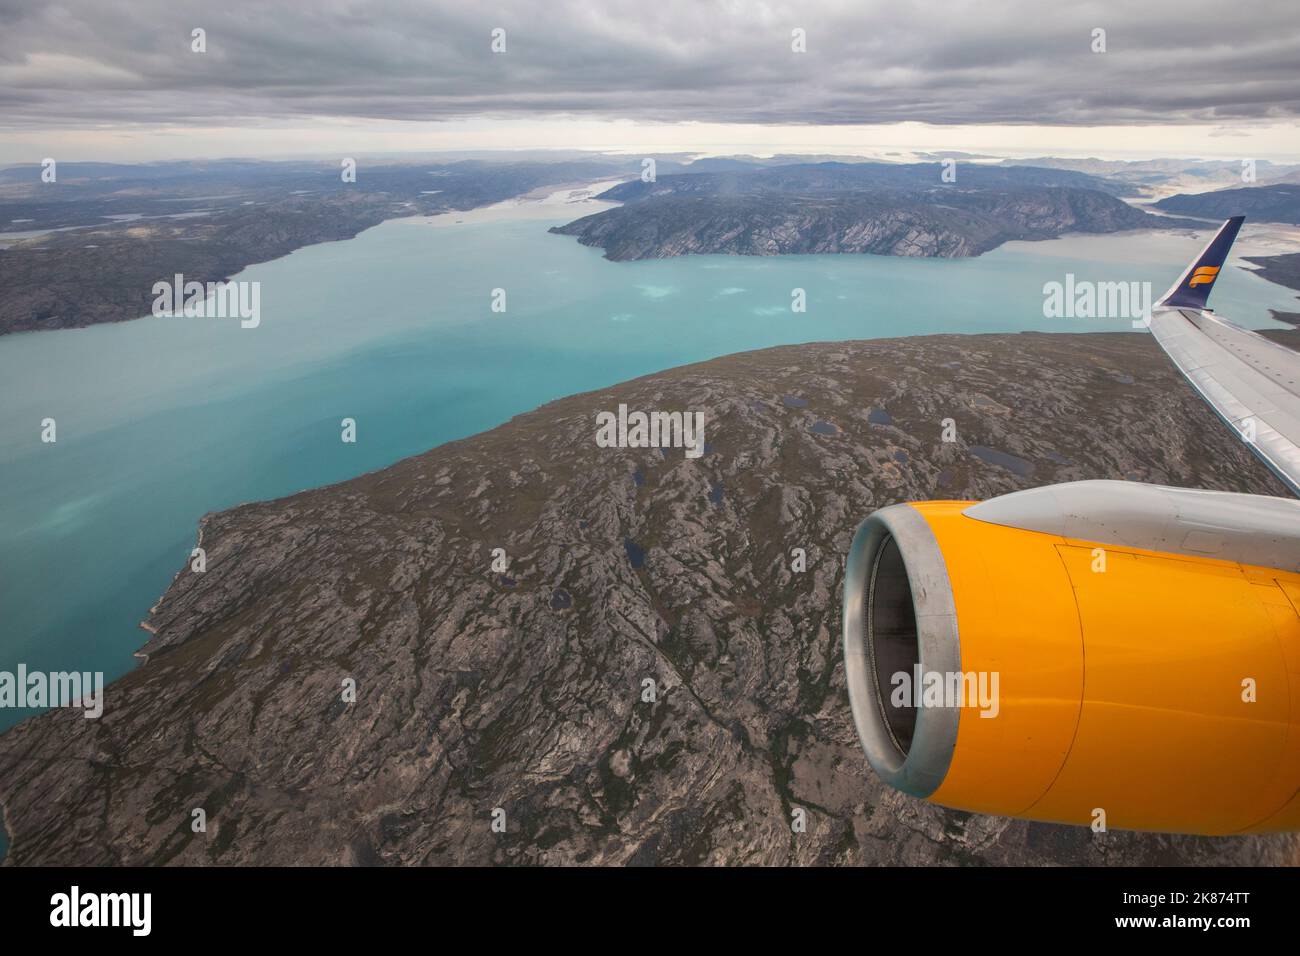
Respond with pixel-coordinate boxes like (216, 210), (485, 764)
(843, 503), (962, 799)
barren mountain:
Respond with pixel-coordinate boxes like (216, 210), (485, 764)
(552, 188), (1193, 261)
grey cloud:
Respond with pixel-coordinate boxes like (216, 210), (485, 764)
(0, 0), (1296, 129)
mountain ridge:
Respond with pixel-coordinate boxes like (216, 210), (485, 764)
(552, 186), (1196, 261)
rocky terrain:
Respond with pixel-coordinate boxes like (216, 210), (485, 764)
(1, 331), (1297, 866)
(552, 187), (1193, 261)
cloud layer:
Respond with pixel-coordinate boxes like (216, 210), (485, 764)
(1, 0), (1297, 130)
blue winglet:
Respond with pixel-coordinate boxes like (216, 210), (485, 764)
(1157, 215), (1245, 311)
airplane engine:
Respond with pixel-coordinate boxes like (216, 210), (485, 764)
(842, 480), (1300, 834)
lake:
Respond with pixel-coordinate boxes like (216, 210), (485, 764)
(1, 211), (1295, 752)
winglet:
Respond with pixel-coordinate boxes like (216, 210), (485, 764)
(1156, 215), (1244, 310)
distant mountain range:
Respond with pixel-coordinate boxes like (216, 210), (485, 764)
(1003, 157), (1300, 191)
(552, 165), (1195, 261)
(598, 160), (1135, 200)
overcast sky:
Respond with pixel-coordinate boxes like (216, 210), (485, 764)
(1, 0), (1298, 162)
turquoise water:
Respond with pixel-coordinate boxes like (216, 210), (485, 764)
(1, 215), (1296, 746)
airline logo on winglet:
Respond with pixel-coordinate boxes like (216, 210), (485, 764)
(1189, 266), (1220, 287)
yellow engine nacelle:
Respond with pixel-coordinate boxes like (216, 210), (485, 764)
(842, 481), (1300, 835)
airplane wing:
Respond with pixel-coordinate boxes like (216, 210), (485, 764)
(1148, 216), (1300, 497)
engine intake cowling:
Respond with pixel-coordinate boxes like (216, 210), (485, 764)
(843, 481), (1300, 835)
